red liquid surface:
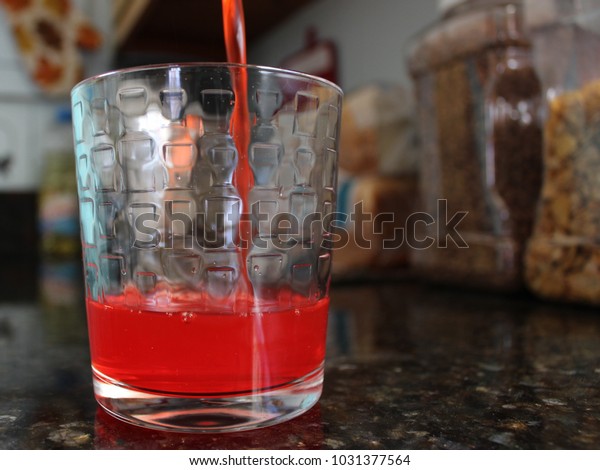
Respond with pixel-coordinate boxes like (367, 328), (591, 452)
(87, 296), (329, 395)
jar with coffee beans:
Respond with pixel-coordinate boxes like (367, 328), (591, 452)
(407, 0), (543, 290)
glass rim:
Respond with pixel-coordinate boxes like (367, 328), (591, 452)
(71, 62), (343, 96)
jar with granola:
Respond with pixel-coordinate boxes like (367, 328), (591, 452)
(407, 0), (543, 290)
(525, 0), (600, 304)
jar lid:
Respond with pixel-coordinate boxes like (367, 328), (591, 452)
(526, 0), (600, 29)
(525, 0), (561, 28)
(438, 0), (466, 13)
(439, 0), (522, 16)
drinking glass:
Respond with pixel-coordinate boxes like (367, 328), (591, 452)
(71, 63), (342, 432)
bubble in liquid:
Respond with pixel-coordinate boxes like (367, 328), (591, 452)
(294, 309), (301, 316)
(182, 312), (195, 323)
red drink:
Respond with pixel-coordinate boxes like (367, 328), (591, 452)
(87, 296), (329, 395)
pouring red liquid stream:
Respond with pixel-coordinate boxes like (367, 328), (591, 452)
(223, 0), (252, 225)
(222, 0), (247, 65)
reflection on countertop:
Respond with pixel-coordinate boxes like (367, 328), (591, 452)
(1, 261), (599, 449)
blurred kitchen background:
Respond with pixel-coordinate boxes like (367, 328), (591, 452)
(1, 0), (599, 306)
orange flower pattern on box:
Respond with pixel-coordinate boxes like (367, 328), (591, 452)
(0, 0), (102, 95)
(42, 0), (69, 17)
(1, 0), (32, 13)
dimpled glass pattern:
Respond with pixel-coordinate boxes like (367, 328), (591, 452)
(72, 64), (342, 310)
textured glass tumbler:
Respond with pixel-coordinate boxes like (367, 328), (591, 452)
(71, 64), (342, 432)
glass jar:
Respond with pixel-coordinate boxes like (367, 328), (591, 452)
(525, 0), (600, 304)
(407, 0), (543, 290)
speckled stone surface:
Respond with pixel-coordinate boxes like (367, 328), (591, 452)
(1, 263), (599, 449)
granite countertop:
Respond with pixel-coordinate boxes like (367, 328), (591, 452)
(1, 260), (599, 449)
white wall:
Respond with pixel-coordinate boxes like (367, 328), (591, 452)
(249, 0), (439, 91)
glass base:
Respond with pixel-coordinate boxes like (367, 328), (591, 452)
(93, 367), (323, 433)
